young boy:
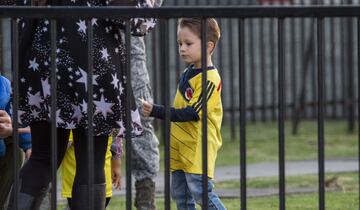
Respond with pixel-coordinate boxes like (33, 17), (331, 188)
(141, 18), (226, 210)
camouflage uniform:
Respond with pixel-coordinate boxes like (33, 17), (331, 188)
(129, 35), (160, 182)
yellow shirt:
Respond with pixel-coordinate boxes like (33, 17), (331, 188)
(170, 66), (223, 178)
(60, 132), (113, 198)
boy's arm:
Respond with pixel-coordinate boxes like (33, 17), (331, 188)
(150, 104), (199, 122)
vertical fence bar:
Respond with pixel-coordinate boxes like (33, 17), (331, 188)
(125, 19), (132, 210)
(228, 17), (236, 140)
(11, 18), (19, 210)
(270, 15), (276, 121)
(239, 18), (247, 210)
(249, 18), (256, 122)
(358, 16), (360, 210)
(317, 17), (325, 210)
(201, 18), (208, 210)
(159, 18), (171, 210)
(330, 21), (337, 118)
(340, 16), (346, 119)
(291, 17), (297, 120)
(174, 0), (181, 81)
(152, 27), (159, 131)
(330, 0), (337, 118)
(50, 19), (58, 210)
(260, 18), (266, 122)
(278, 18), (286, 210)
(86, 19), (95, 210)
(346, 14), (355, 132)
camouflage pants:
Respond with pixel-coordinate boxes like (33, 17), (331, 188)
(129, 35), (160, 181)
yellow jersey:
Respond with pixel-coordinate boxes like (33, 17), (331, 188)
(60, 132), (113, 198)
(170, 66), (223, 178)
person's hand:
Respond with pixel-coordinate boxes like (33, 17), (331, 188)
(25, 149), (32, 160)
(140, 98), (153, 117)
(111, 159), (121, 190)
(0, 110), (12, 138)
(18, 127), (31, 134)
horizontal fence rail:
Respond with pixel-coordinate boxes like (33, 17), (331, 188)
(0, 5), (359, 210)
(0, 6), (360, 18)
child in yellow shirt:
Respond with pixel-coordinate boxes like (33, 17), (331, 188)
(60, 131), (122, 208)
(141, 18), (226, 210)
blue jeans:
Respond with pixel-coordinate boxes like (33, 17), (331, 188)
(171, 170), (226, 210)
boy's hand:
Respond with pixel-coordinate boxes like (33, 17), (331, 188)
(111, 159), (121, 190)
(139, 98), (153, 117)
(0, 110), (12, 138)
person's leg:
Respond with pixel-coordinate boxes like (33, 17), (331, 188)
(171, 170), (196, 210)
(70, 128), (108, 210)
(185, 173), (227, 210)
(7, 121), (69, 210)
(129, 35), (160, 210)
(0, 142), (23, 208)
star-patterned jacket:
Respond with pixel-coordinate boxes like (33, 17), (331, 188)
(1, 0), (154, 136)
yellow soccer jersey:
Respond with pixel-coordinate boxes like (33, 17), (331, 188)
(60, 132), (113, 198)
(170, 66), (223, 178)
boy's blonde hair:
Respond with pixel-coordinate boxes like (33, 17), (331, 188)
(178, 18), (221, 46)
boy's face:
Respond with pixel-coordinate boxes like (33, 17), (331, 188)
(177, 26), (202, 67)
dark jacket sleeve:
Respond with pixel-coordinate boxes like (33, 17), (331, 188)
(150, 104), (200, 122)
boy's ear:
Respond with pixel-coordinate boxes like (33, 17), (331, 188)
(207, 41), (215, 54)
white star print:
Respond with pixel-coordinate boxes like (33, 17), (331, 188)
(75, 67), (99, 92)
(20, 78), (26, 83)
(94, 94), (114, 120)
(71, 0), (76, 2)
(41, 77), (51, 98)
(92, 18), (98, 26)
(131, 110), (141, 125)
(119, 82), (124, 95)
(31, 109), (40, 118)
(144, 20), (156, 30)
(71, 104), (82, 123)
(28, 91), (43, 109)
(116, 120), (126, 136)
(80, 99), (88, 113)
(111, 73), (119, 89)
(66, 121), (77, 129)
(56, 109), (64, 125)
(17, 110), (26, 125)
(28, 58), (39, 71)
(100, 48), (110, 61)
(76, 19), (87, 34)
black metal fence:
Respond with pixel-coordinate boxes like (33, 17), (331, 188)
(144, 0), (360, 139)
(0, 4), (359, 210)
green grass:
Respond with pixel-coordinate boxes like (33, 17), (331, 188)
(121, 120), (358, 171)
(216, 120), (358, 166)
(216, 172), (359, 190)
(58, 191), (358, 210)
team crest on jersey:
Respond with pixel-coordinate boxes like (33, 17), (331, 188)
(185, 87), (194, 100)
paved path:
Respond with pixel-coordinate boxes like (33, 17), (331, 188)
(57, 158), (358, 200)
